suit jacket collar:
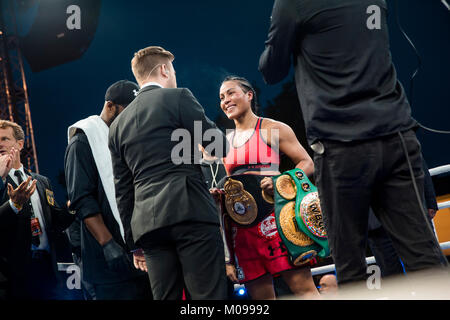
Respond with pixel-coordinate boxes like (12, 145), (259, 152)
(136, 84), (163, 97)
(141, 81), (163, 90)
(7, 166), (26, 184)
(6, 166), (29, 189)
(5, 175), (16, 191)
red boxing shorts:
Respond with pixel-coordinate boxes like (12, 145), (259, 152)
(231, 212), (297, 284)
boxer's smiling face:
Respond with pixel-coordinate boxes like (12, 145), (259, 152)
(219, 80), (253, 120)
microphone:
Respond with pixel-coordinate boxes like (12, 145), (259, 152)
(442, 0), (450, 11)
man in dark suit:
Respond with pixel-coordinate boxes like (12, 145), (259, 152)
(0, 148), (23, 299)
(0, 120), (75, 299)
(109, 46), (228, 300)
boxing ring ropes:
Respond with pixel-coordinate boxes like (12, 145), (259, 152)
(302, 164), (450, 277)
(58, 164), (450, 288)
(232, 164), (450, 294)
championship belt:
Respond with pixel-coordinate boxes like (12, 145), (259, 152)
(272, 168), (330, 266)
(223, 174), (274, 227)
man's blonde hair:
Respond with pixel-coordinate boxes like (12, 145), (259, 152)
(0, 120), (24, 141)
(131, 46), (174, 83)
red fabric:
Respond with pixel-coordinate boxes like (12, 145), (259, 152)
(223, 118), (280, 175)
(231, 213), (296, 283)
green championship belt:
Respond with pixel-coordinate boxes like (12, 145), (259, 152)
(269, 168), (330, 266)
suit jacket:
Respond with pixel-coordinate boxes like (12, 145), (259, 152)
(109, 85), (228, 249)
(0, 180), (8, 299)
(0, 170), (75, 298)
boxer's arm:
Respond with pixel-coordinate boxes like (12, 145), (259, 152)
(263, 119), (314, 176)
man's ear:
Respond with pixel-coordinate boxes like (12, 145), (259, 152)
(17, 139), (24, 151)
(161, 64), (170, 78)
(105, 101), (114, 111)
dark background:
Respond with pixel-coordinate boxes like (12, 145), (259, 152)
(3, 0), (449, 203)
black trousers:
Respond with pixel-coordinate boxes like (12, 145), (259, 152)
(367, 226), (405, 278)
(140, 221), (227, 300)
(11, 251), (60, 300)
(313, 130), (446, 284)
(93, 274), (152, 300)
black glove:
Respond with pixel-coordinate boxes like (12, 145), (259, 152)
(102, 238), (131, 273)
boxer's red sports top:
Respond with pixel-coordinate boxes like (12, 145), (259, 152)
(223, 118), (280, 175)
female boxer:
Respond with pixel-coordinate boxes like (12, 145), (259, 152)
(213, 76), (319, 299)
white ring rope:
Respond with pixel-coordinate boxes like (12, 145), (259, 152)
(60, 165), (450, 290)
(429, 164), (450, 176)
(308, 164), (450, 277)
